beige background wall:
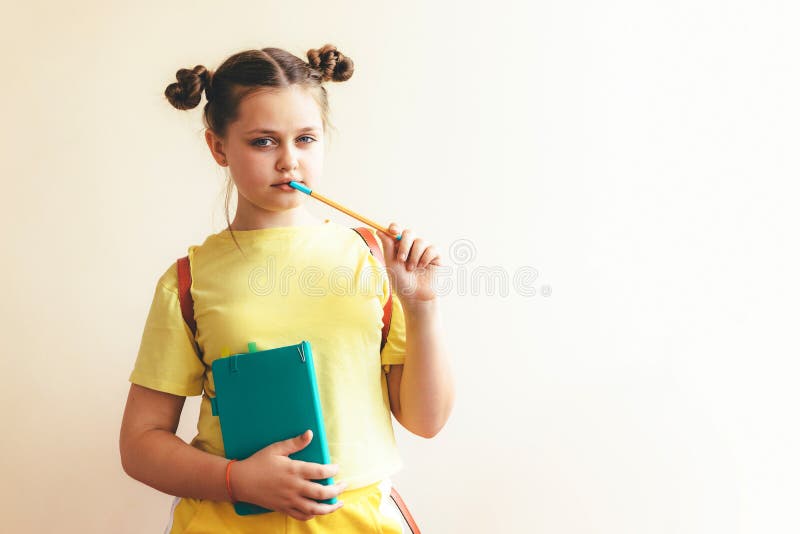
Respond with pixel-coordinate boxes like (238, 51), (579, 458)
(2, 1), (799, 532)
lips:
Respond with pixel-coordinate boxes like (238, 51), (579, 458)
(271, 179), (302, 187)
(273, 182), (300, 192)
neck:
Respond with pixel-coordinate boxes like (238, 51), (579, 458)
(229, 201), (323, 231)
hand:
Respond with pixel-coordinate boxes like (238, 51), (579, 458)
(231, 429), (347, 521)
(377, 222), (444, 303)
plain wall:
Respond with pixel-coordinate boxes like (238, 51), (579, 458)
(1, 1), (799, 532)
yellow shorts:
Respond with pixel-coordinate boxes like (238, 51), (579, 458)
(165, 478), (406, 534)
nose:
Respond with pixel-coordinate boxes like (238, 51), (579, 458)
(276, 143), (299, 173)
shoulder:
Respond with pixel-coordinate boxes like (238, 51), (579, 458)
(154, 260), (180, 295)
(155, 243), (201, 295)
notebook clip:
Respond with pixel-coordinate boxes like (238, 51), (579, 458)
(297, 343), (306, 363)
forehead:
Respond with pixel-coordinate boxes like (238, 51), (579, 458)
(233, 86), (323, 133)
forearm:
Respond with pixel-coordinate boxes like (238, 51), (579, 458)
(122, 429), (232, 502)
(397, 297), (455, 437)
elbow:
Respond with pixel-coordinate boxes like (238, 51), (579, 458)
(119, 436), (135, 478)
(396, 386), (455, 439)
(415, 427), (441, 439)
(119, 429), (144, 480)
(395, 413), (439, 439)
(402, 398), (455, 439)
(423, 403), (455, 439)
(406, 417), (449, 439)
(416, 394), (454, 439)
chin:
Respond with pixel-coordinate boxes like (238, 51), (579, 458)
(266, 196), (304, 210)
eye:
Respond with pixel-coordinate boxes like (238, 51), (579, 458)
(252, 137), (274, 147)
(251, 136), (316, 148)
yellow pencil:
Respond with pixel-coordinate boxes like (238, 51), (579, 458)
(289, 181), (443, 267)
(288, 181), (401, 241)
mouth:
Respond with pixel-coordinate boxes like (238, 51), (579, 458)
(272, 179), (303, 192)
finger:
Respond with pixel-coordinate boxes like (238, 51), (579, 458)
(295, 498), (345, 517)
(300, 480), (348, 501)
(418, 246), (439, 269)
(294, 459), (340, 480)
(386, 221), (402, 242)
(405, 239), (429, 271)
(378, 222), (401, 258)
(266, 429), (313, 456)
(288, 507), (315, 521)
(397, 228), (415, 262)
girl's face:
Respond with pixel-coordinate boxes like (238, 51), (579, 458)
(207, 85), (325, 224)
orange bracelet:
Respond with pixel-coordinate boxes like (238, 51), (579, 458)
(226, 459), (238, 502)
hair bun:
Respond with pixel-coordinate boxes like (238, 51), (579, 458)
(306, 44), (354, 82)
(165, 65), (212, 110)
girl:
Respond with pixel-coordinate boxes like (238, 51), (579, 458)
(119, 44), (454, 534)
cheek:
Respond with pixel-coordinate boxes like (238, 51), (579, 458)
(304, 151), (324, 174)
(231, 152), (272, 183)
(235, 149), (263, 167)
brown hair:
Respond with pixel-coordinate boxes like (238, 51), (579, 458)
(164, 44), (354, 252)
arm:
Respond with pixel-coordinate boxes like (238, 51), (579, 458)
(119, 383), (232, 501)
(386, 297), (455, 438)
(119, 383), (345, 519)
(377, 222), (455, 439)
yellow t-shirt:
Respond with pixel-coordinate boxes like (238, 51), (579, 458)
(129, 221), (406, 489)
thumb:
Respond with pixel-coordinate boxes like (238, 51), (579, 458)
(267, 429), (313, 456)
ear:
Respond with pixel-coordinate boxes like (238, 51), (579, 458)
(205, 129), (228, 167)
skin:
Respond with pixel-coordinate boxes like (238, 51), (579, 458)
(206, 85), (328, 230)
(119, 85), (455, 522)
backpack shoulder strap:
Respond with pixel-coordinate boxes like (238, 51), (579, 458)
(176, 255), (202, 358)
(351, 227), (393, 353)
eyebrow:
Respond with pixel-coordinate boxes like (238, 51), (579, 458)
(245, 126), (321, 135)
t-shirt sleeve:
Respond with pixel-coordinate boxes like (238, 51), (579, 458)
(128, 262), (206, 397)
(381, 291), (407, 372)
(369, 228), (407, 373)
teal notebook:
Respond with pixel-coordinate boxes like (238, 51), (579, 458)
(209, 339), (336, 516)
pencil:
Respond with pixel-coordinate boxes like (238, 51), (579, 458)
(288, 181), (402, 241)
(288, 181), (443, 268)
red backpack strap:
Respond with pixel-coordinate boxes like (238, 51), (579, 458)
(176, 255), (202, 358)
(352, 227), (393, 353)
(390, 486), (422, 534)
